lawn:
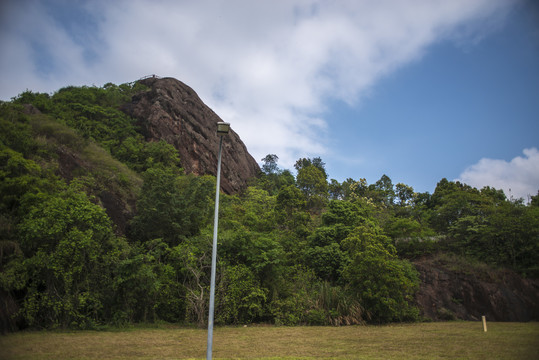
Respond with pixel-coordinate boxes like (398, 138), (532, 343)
(1, 322), (537, 359)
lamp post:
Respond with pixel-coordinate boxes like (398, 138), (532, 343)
(206, 121), (230, 360)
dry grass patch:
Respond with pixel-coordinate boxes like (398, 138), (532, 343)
(1, 322), (538, 359)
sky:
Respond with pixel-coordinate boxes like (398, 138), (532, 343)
(1, 0), (538, 201)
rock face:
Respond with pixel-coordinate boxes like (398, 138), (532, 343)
(122, 76), (260, 194)
(414, 257), (539, 321)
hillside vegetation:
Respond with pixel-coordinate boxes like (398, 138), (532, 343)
(1, 81), (538, 331)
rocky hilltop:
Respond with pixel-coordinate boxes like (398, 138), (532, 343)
(122, 76), (260, 194)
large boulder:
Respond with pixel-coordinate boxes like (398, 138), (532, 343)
(122, 76), (260, 194)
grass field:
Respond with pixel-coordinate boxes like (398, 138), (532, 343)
(1, 322), (538, 359)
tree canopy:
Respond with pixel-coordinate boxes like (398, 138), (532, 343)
(1, 83), (537, 331)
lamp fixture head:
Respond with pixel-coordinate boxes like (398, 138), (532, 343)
(217, 122), (230, 136)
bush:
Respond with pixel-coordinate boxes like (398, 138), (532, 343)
(342, 224), (420, 323)
(216, 264), (267, 324)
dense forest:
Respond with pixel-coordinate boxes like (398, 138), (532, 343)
(1, 81), (538, 331)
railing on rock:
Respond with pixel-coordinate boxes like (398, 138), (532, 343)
(139, 74), (161, 81)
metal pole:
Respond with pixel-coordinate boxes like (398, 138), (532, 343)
(206, 135), (223, 360)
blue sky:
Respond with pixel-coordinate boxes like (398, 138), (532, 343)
(1, 0), (538, 200)
(324, 4), (539, 197)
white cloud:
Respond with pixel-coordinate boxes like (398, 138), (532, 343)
(0, 0), (518, 169)
(456, 148), (539, 201)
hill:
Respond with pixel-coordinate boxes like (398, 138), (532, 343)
(1, 77), (538, 332)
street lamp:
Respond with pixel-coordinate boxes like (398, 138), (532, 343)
(206, 121), (230, 360)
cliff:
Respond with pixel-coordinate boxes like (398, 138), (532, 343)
(122, 76), (260, 194)
(414, 256), (539, 321)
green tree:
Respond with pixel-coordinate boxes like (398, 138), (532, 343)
(0, 103), (35, 157)
(385, 217), (422, 239)
(275, 184), (310, 236)
(130, 168), (214, 245)
(294, 157), (327, 179)
(367, 174), (395, 206)
(239, 187), (277, 232)
(17, 184), (125, 328)
(115, 138), (182, 172)
(269, 265), (319, 325)
(12, 91), (53, 113)
(327, 178), (368, 201)
(347, 178), (369, 200)
(395, 183), (414, 206)
(0, 148), (50, 214)
(220, 229), (284, 290)
(531, 191), (539, 207)
(475, 202), (539, 276)
(342, 224), (419, 323)
(322, 200), (369, 227)
(305, 242), (349, 282)
(429, 179), (487, 233)
(307, 200), (369, 248)
(255, 155), (294, 195)
(261, 154), (279, 175)
(296, 164), (328, 211)
(111, 239), (185, 324)
(328, 179), (343, 200)
(216, 264), (267, 324)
